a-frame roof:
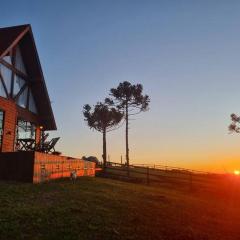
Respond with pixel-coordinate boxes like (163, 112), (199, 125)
(0, 24), (56, 130)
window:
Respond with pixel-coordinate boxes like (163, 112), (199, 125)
(13, 75), (25, 97)
(15, 47), (26, 74)
(16, 119), (36, 140)
(0, 64), (12, 94)
(0, 47), (38, 114)
(28, 90), (37, 114)
(15, 119), (36, 151)
(17, 87), (28, 108)
(0, 80), (7, 98)
(3, 55), (12, 65)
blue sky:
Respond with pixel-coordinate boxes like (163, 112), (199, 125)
(2, 1), (240, 172)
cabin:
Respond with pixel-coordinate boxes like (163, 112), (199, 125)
(0, 25), (95, 182)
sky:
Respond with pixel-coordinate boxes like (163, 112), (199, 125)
(1, 0), (240, 173)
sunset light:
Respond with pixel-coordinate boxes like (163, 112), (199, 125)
(1, 1), (240, 240)
(234, 170), (240, 176)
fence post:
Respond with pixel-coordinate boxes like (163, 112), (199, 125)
(147, 167), (150, 185)
(62, 161), (63, 178)
(189, 172), (193, 192)
(127, 166), (130, 178)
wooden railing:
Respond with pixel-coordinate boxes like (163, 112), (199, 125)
(99, 162), (223, 189)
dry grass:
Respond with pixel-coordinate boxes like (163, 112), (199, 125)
(0, 176), (239, 240)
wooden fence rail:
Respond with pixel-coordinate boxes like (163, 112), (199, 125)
(100, 162), (223, 189)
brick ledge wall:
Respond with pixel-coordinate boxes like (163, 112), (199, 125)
(0, 151), (96, 183)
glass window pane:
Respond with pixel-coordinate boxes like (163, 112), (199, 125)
(15, 47), (26, 74)
(13, 75), (25, 97)
(17, 87), (28, 108)
(29, 90), (38, 114)
(16, 120), (36, 140)
(0, 64), (12, 94)
(3, 55), (12, 65)
(0, 80), (7, 98)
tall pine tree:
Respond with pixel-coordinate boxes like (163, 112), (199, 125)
(83, 101), (123, 168)
(107, 81), (150, 166)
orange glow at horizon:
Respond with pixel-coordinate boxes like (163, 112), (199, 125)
(58, 119), (240, 174)
(234, 170), (240, 175)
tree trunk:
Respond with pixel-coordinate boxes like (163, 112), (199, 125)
(103, 129), (107, 169)
(126, 104), (129, 167)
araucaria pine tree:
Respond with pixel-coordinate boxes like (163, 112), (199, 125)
(229, 113), (240, 133)
(107, 81), (150, 166)
(83, 101), (123, 168)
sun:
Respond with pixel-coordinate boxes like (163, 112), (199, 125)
(234, 170), (240, 176)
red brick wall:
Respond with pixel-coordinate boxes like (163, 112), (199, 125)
(35, 127), (41, 144)
(0, 96), (42, 152)
(0, 97), (17, 152)
(33, 152), (96, 183)
(0, 151), (96, 183)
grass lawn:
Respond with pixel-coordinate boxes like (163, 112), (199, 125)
(0, 176), (239, 240)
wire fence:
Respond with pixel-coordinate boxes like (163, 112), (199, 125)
(100, 162), (224, 190)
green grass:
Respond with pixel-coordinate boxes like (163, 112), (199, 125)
(0, 177), (240, 240)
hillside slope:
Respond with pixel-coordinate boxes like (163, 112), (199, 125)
(0, 177), (239, 240)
